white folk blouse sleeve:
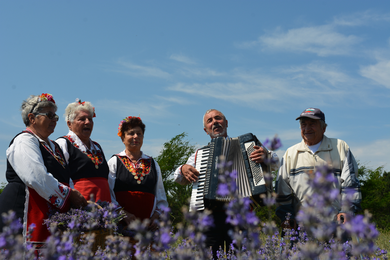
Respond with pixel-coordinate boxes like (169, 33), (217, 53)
(6, 133), (70, 209)
(54, 137), (70, 164)
(55, 137), (75, 189)
(107, 155), (119, 206)
(173, 151), (196, 185)
(153, 158), (168, 215)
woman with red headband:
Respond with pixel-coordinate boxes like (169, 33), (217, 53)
(0, 93), (87, 248)
(56, 99), (111, 203)
(108, 116), (167, 231)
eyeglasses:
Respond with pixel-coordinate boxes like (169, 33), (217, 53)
(35, 112), (59, 121)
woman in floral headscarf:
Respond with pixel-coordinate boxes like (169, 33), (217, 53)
(108, 116), (167, 231)
(0, 93), (87, 247)
(56, 99), (111, 202)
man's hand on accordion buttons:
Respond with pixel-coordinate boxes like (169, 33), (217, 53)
(181, 164), (199, 183)
(249, 145), (266, 164)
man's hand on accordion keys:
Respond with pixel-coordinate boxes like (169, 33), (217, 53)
(181, 164), (200, 183)
(249, 145), (266, 164)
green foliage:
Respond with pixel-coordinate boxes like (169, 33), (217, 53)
(256, 171), (281, 227)
(154, 132), (196, 227)
(0, 182), (6, 195)
(359, 166), (390, 230)
(255, 204), (281, 227)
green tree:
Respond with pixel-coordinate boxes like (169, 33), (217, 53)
(154, 132), (196, 227)
(0, 182), (6, 195)
(359, 165), (390, 230)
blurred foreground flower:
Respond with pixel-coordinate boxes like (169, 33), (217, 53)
(263, 135), (282, 151)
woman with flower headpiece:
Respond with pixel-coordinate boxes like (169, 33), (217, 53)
(108, 116), (168, 231)
(0, 93), (87, 247)
(55, 99), (111, 203)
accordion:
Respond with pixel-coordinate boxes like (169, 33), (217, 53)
(189, 133), (272, 212)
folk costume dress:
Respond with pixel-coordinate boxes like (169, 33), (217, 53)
(107, 151), (167, 220)
(56, 130), (111, 202)
(0, 130), (71, 246)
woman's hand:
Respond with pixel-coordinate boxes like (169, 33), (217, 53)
(148, 211), (160, 232)
(122, 210), (137, 226)
(69, 189), (88, 209)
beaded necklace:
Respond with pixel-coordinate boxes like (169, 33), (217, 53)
(117, 154), (151, 184)
(65, 135), (103, 169)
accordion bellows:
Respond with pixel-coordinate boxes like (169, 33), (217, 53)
(190, 133), (272, 211)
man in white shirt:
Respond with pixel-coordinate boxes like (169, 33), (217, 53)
(276, 108), (362, 228)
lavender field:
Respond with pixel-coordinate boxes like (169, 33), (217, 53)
(0, 162), (389, 260)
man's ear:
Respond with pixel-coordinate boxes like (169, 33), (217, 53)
(204, 127), (209, 135)
(226, 119), (228, 128)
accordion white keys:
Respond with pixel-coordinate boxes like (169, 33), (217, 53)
(189, 133), (272, 212)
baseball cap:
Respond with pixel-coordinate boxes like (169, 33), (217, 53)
(296, 108), (325, 122)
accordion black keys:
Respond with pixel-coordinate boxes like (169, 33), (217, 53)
(190, 133), (272, 211)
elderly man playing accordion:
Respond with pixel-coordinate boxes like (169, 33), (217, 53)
(174, 109), (279, 259)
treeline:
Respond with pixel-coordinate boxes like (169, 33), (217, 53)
(0, 133), (389, 230)
(358, 165), (390, 230)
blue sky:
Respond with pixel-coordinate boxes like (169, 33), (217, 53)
(1, 1), (389, 184)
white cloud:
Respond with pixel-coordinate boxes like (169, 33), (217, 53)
(95, 99), (173, 118)
(155, 95), (196, 105)
(238, 11), (390, 57)
(360, 60), (390, 89)
(283, 62), (352, 87)
(255, 25), (361, 57)
(170, 54), (196, 65)
(111, 59), (171, 79)
(168, 79), (293, 109)
(168, 63), (364, 110)
(332, 11), (390, 26)
(178, 67), (225, 78)
(353, 138), (390, 172)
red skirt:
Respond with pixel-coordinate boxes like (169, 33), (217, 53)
(115, 191), (155, 220)
(73, 177), (112, 202)
(26, 185), (70, 244)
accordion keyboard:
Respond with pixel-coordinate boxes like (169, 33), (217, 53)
(189, 148), (210, 212)
(244, 142), (264, 186)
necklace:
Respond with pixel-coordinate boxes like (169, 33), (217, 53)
(118, 153), (151, 185)
(65, 135), (103, 169)
(83, 141), (100, 169)
(25, 129), (66, 169)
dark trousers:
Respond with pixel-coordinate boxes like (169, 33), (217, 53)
(204, 209), (232, 259)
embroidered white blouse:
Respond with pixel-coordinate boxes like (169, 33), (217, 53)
(55, 130), (105, 189)
(6, 131), (71, 209)
(55, 130), (103, 164)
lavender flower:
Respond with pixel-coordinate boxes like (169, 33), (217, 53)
(263, 135), (282, 151)
(0, 137), (388, 259)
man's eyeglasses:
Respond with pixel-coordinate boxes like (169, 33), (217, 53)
(35, 112), (59, 121)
